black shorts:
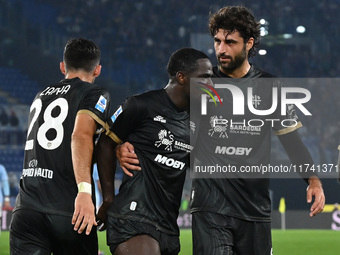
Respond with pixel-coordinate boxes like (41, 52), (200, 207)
(192, 211), (272, 255)
(10, 209), (98, 255)
(107, 216), (180, 255)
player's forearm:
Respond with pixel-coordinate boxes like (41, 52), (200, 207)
(96, 133), (117, 204)
(3, 180), (10, 197)
(71, 131), (94, 185)
(278, 130), (315, 183)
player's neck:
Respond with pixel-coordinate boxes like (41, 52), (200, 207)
(65, 72), (95, 83)
(165, 82), (188, 111)
(220, 61), (251, 78)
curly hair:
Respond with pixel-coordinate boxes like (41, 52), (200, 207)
(209, 6), (261, 57)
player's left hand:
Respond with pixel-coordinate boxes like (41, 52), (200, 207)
(72, 192), (97, 235)
(96, 200), (112, 231)
(306, 176), (325, 217)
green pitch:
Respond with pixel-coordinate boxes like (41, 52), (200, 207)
(1, 229), (340, 254)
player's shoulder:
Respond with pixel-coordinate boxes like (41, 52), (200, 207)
(249, 65), (276, 78)
(131, 88), (165, 104)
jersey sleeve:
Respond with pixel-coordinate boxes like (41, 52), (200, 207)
(77, 86), (111, 132)
(272, 80), (302, 136)
(106, 96), (145, 144)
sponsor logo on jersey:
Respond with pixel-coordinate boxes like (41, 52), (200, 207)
(208, 115), (263, 136)
(208, 115), (228, 138)
(215, 146), (252, 155)
(22, 159), (54, 179)
(154, 154), (186, 170)
(111, 105), (123, 123)
(174, 141), (193, 153)
(154, 129), (174, 151)
(95, 95), (107, 113)
(153, 115), (166, 123)
(229, 123), (261, 135)
(208, 95), (224, 104)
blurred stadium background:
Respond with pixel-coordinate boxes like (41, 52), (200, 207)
(1, 0), (340, 254)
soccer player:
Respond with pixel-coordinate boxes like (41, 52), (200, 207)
(117, 6), (325, 255)
(190, 6), (325, 255)
(95, 48), (213, 255)
(10, 38), (111, 254)
(0, 163), (10, 234)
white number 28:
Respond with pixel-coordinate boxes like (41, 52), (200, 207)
(25, 98), (69, 150)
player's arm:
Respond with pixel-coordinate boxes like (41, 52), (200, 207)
(278, 130), (325, 217)
(71, 113), (97, 235)
(1, 166), (10, 208)
(96, 132), (119, 231)
(116, 142), (141, 177)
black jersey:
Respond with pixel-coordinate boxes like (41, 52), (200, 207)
(190, 65), (301, 222)
(106, 89), (191, 236)
(14, 77), (110, 216)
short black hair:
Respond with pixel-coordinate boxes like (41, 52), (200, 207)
(209, 6), (261, 57)
(167, 48), (209, 77)
(63, 38), (101, 72)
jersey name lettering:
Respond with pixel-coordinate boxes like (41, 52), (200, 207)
(40, 85), (71, 96)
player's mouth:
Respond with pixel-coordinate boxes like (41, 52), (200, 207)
(219, 56), (232, 63)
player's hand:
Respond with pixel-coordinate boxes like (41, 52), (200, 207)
(116, 142), (141, 177)
(306, 176), (325, 217)
(72, 192), (97, 235)
(96, 200), (112, 231)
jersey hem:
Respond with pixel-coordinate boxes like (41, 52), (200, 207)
(108, 212), (179, 236)
(190, 208), (271, 223)
(13, 205), (73, 217)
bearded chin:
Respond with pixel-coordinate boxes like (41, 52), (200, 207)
(219, 47), (247, 74)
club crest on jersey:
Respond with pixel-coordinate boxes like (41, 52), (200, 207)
(111, 105), (123, 123)
(154, 129), (174, 151)
(95, 95), (107, 113)
(208, 115), (228, 138)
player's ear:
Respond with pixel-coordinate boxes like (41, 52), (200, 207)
(246, 37), (254, 53)
(176, 71), (186, 85)
(60, 62), (66, 75)
(94, 65), (102, 77)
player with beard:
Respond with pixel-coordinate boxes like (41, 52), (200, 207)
(115, 6), (325, 255)
(192, 6), (324, 255)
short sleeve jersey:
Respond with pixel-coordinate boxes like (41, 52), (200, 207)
(107, 89), (191, 235)
(14, 77), (110, 216)
(190, 65), (302, 222)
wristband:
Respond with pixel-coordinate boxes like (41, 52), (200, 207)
(77, 182), (92, 195)
(4, 196), (10, 202)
